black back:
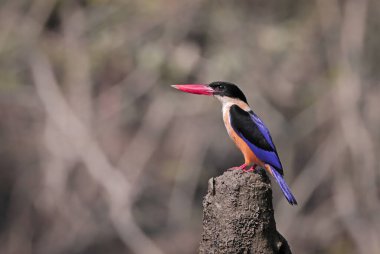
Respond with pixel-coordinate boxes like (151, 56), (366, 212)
(229, 105), (274, 152)
(229, 105), (283, 174)
(208, 81), (247, 103)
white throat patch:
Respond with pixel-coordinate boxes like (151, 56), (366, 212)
(214, 95), (251, 112)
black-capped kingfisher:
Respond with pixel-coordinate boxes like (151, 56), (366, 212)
(172, 81), (297, 205)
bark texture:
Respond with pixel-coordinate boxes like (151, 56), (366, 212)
(199, 169), (292, 254)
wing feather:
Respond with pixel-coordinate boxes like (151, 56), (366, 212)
(229, 105), (283, 174)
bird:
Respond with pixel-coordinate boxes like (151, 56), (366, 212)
(171, 81), (297, 205)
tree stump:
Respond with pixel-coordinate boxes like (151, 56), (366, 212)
(199, 169), (292, 254)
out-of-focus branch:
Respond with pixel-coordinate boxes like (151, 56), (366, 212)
(334, 1), (379, 253)
(167, 124), (209, 227)
(276, 130), (345, 232)
(30, 52), (164, 254)
(62, 4), (93, 125)
(317, 0), (379, 252)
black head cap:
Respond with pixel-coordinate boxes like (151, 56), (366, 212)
(208, 81), (247, 103)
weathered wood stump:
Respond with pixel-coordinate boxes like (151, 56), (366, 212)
(199, 169), (292, 254)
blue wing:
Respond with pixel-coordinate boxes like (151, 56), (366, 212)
(229, 105), (283, 174)
(249, 111), (275, 149)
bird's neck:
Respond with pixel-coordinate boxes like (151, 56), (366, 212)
(221, 99), (251, 113)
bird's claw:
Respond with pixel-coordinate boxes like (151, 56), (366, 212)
(227, 163), (247, 171)
(242, 165), (256, 173)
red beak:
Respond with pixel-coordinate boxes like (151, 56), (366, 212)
(171, 84), (214, 96)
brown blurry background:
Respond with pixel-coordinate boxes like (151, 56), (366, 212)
(0, 0), (379, 253)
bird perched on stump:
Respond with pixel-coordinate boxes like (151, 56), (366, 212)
(172, 81), (297, 205)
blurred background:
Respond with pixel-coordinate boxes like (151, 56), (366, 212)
(0, 0), (379, 253)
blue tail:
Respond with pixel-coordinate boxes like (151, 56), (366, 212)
(270, 167), (297, 205)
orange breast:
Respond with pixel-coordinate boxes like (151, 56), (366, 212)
(229, 130), (263, 165)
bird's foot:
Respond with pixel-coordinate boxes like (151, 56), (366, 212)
(242, 165), (257, 173)
(227, 163), (247, 171)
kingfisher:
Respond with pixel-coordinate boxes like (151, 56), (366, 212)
(172, 81), (297, 205)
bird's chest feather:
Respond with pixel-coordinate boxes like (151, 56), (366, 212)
(222, 105), (234, 137)
(222, 105), (246, 148)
